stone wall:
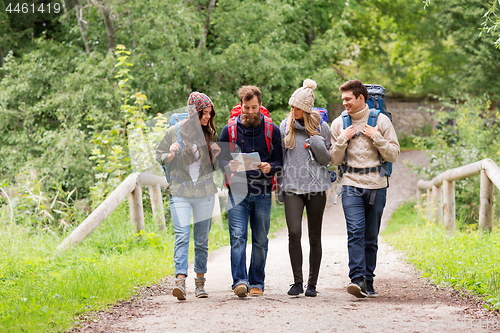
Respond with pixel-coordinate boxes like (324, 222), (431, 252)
(328, 102), (439, 136)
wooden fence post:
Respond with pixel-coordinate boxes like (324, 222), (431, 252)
(57, 173), (139, 250)
(129, 183), (145, 233)
(479, 170), (494, 231)
(416, 188), (423, 207)
(426, 188), (432, 221)
(431, 185), (442, 223)
(442, 179), (456, 232)
(148, 183), (166, 231)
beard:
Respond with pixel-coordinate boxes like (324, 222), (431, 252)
(241, 112), (262, 128)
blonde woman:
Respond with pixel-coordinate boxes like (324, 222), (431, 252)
(279, 79), (332, 297)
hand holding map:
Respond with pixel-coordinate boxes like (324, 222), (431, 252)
(230, 152), (262, 172)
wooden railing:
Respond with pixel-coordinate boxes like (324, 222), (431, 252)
(417, 159), (500, 231)
(57, 173), (168, 251)
(57, 172), (227, 251)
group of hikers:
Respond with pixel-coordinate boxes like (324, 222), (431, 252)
(155, 79), (400, 301)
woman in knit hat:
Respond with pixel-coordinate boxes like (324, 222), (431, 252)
(155, 91), (220, 300)
(279, 79), (332, 297)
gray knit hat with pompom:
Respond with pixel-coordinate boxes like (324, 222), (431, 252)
(288, 79), (317, 113)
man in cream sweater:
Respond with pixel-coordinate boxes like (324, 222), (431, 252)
(330, 80), (400, 298)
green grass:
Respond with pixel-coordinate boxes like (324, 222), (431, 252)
(382, 201), (500, 310)
(0, 198), (286, 332)
(269, 202), (287, 234)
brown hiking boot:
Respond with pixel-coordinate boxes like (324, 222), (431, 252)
(234, 283), (248, 297)
(249, 287), (263, 296)
(195, 277), (208, 298)
(172, 277), (186, 300)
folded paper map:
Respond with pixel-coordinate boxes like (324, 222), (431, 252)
(231, 152), (261, 172)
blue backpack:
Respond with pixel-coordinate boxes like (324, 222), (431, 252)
(162, 113), (188, 183)
(312, 107), (329, 124)
(365, 84), (392, 122)
(339, 84), (393, 180)
(168, 113), (189, 156)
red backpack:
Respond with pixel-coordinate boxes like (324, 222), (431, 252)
(225, 104), (276, 191)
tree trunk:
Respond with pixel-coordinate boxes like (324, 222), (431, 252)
(198, 0), (217, 49)
(76, 4), (91, 53)
(0, 48), (4, 67)
(96, 0), (116, 52)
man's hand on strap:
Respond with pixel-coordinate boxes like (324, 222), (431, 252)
(362, 125), (379, 139)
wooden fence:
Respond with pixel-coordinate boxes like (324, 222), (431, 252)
(56, 173), (227, 251)
(416, 158), (500, 231)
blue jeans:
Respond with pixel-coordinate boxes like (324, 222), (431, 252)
(170, 195), (215, 277)
(341, 185), (387, 282)
(227, 191), (272, 291)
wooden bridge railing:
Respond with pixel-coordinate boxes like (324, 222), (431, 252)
(417, 158), (500, 231)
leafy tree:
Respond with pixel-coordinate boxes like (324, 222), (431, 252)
(480, 0), (500, 48)
(342, 0), (500, 99)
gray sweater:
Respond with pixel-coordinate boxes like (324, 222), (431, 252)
(279, 119), (332, 194)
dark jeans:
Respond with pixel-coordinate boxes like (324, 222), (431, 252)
(341, 185), (387, 282)
(227, 191), (272, 291)
(284, 191), (326, 286)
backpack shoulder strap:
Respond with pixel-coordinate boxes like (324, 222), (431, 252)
(228, 116), (238, 142)
(341, 110), (351, 129)
(175, 122), (181, 143)
(340, 111), (352, 166)
(175, 122), (184, 151)
(367, 108), (380, 127)
(264, 116), (273, 153)
(367, 108), (384, 166)
(318, 118), (325, 133)
(227, 116), (238, 152)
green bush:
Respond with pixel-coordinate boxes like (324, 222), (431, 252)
(412, 95), (500, 227)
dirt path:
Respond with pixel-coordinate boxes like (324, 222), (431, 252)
(76, 151), (500, 332)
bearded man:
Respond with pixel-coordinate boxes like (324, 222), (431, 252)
(219, 85), (283, 297)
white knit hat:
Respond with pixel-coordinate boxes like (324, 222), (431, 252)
(288, 79), (317, 113)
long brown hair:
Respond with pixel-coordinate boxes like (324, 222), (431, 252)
(201, 106), (216, 165)
(284, 110), (321, 149)
(180, 107), (217, 165)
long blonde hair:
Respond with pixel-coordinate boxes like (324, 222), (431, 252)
(284, 110), (321, 149)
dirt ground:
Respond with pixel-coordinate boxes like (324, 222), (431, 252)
(73, 151), (500, 332)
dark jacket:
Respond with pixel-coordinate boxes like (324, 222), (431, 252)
(219, 114), (282, 195)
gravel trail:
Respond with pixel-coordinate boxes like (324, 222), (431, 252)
(75, 151), (500, 333)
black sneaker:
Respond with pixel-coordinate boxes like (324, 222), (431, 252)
(365, 280), (378, 298)
(346, 277), (367, 298)
(304, 285), (317, 297)
(287, 282), (304, 295)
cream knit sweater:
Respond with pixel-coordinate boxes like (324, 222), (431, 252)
(330, 105), (400, 189)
